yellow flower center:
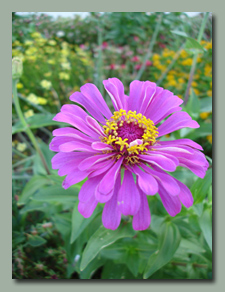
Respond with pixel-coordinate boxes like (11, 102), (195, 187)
(101, 109), (158, 165)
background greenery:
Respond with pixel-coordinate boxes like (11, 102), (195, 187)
(12, 12), (212, 279)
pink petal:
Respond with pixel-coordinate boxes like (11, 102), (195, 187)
(158, 185), (182, 217)
(131, 165), (158, 195)
(132, 189), (151, 231)
(102, 176), (122, 230)
(78, 195), (98, 218)
(97, 157), (123, 195)
(157, 112), (199, 137)
(103, 78), (126, 111)
(117, 169), (140, 216)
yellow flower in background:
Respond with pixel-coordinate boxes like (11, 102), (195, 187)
(36, 38), (47, 46)
(45, 47), (55, 54)
(152, 54), (160, 61)
(25, 40), (33, 46)
(31, 32), (42, 39)
(61, 62), (71, 70)
(167, 79), (177, 87)
(193, 89), (200, 95)
(178, 78), (185, 84)
(26, 55), (37, 62)
(59, 72), (70, 80)
(210, 81), (212, 88)
(44, 72), (52, 77)
(204, 42), (212, 50)
(153, 60), (160, 67)
(40, 80), (52, 90)
(16, 83), (23, 89)
(47, 59), (56, 65)
(200, 112), (210, 119)
(157, 64), (166, 71)
(61, 49), (69, 57)
(207, 134), (212, 144)
(204, 64), (212, 76)
(24, 109), (34, 118)
(167, 75), (174, 81)
(191, 81), (198, 87)
(194, 74), (200, 80)
(197, 56), (203, 63)
(207, 90), (212, 97)
(177, 94), (183, 99)
(17, 143), (27, 152)
(181, 58), (193, 66)
(61, 42), (69, 49)
(48, 40), (57, 46)
(180, 49), (188, 59)
(37, 97), (47, 105)
(13, 40), (22, 46)
(25, 47), (38, 56)
(27, 93), (38, 104)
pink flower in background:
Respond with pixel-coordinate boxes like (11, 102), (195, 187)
(121, 64), (126, 69)
(158, 42), (166, 49)
(109, 64), (116, 70)
(133, 36), (139, 42)
(50, 78), (209, 230)
(146, 60), (152, 67)
(102, 42), (108, 49)
(135, 64), (142, 70)
(131, 56), (140, 62)
(79, 44), (86, 50)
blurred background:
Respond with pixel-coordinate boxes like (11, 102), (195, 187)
(12, 12), (212, 279)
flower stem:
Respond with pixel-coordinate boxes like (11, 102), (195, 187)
(136, 13), (163, 80)
(183, 12), (210, 106)
(12, 79), (51, 175)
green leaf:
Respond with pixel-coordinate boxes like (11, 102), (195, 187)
(19, 200), (50, 214)
(170, 30), (188, 37)
(80, 223), (136, 271)
(32, 140), (55, 175)
(191, 168), (212, 204)
(143, 222), (181, 279)
(32, 185), (79, 202)
(185, 38), (205, 52)
(70, 202), (101, 244)
(12, 113), (67, 135)
(52, 213), (72, 238)
(80, 256), (106, 279)
(183, 122), (212, 139)
(101, 261), (136, 279)
(199, 209), (212, 251)
(200, 97), (212, 113)
(18, 175), (50, 205)
(184, 89), (200, 119)
(27, 235), (47, 247)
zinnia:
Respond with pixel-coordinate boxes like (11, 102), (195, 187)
(50, 78), (209, 230)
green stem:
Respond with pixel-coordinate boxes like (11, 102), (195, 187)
(136, 13), (163, 80)
(183, 12), (210, 106)
(12, 79), (51, 175)
(97, 19), (104, 96)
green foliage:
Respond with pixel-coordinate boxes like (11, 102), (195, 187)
(12, 12), (212, 279)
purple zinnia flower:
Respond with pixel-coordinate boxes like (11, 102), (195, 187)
(50, 78), (209, 230)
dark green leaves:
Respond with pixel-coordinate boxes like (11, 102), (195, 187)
(80, 223), (136, 271)
(70, 202), (102, 244)
(199, 209), (212, 251)
(191, 168), (212, 204)
(143, 222), (181, 279)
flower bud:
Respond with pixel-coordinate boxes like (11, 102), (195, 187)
(12, 57), (23, 79)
